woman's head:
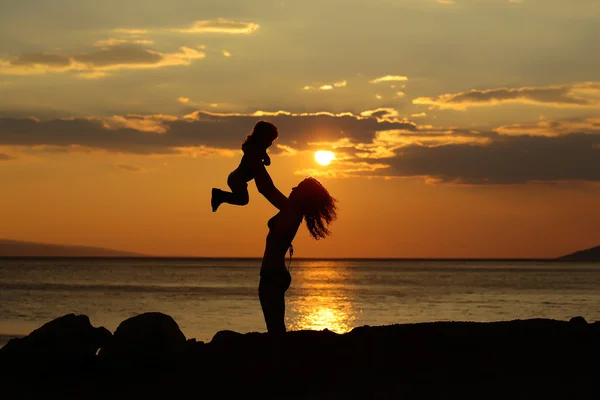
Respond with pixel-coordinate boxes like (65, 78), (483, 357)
(244, 120), (278, 148)
(290, 177), (338, 240)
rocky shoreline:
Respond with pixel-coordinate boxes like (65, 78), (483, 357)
(1, 313), (599, 399)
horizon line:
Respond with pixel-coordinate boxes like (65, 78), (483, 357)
(0, 256), (585, 262)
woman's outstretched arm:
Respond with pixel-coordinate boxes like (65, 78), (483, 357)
(252, 158), (288, 210)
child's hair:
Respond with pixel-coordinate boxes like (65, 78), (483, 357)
(243, 121), (278, 148)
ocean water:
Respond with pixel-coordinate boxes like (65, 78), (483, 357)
(1, 258), (599, 345)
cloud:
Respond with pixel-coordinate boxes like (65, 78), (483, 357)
(115, 163), (147, 173)
(275, 144), (299, 156)
(0, 18), (258, 79)
(384, 133), (600, 184)
(103, 114), (178, 134)
(173, 19), (259, 34)
(358, 129), (490, 158)
(437, 0), (455, 4)
(0, 44), (205, 77)
(0, 116), (174, 154)
(77, 71), (109, 80)
(303, 80), (347, 91)
(9, 53), (72, 68)
(295, 160), (390, 179)
(93, 38), (154, 47)
(496, 118), (600, 137)
(413, 82), (600, 110)
(0, 111), (415, 155)
(359, 108), (401, 120)
(113, 29), (149, 35)
(1, 111), (598, 184)
(369, 75), (408, 84)
(178, 97), (190, 104)
(73, 45), (164, 67)
(181, 110), (417, 149)
(0, 153), (14, 161)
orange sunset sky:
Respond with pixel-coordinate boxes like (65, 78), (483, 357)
(1, 0), (599, 258)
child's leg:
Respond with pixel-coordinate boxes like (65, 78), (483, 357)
(217, 188), (249, 206)
(211, 179), (249, 212)
(223, 179), (249, 206)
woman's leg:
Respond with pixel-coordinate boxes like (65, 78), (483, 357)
(258, 270), (292, 334)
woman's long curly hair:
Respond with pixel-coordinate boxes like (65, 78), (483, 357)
(243, 120), (278, 148)
(292, 177), (338, 240)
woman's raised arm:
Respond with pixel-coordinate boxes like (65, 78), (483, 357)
(252, 158), (288, 210)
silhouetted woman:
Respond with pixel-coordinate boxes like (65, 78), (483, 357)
(251, 160), (337, 334)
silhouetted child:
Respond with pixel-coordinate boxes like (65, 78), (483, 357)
(211, 121), (278, 212)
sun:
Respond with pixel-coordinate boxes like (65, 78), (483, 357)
(314, 150), (335, 166)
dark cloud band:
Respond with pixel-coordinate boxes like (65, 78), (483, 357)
(1, 112), (599, 184)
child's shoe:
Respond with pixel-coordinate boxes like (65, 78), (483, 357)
(211, 188), (222, 212)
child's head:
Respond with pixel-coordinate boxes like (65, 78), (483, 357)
(244, 121), (278, 148)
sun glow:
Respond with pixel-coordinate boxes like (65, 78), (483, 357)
(287, 262), (357, 333)
(314, 150), (335, 166)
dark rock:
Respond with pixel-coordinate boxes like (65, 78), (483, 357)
(4, 315), (600, 399)
(98, 312), (186, 368)
(208, 329), (247, 352)
(185, 338), (203, 347)
(569, 316), (588, 326)
(183, 338), (205, 360)
(0, 314), (111, 374)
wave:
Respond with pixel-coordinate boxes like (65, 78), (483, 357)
(0, 281), (257, 295)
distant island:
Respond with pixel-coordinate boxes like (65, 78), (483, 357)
(558, 245), (600, 261)
(0, 239), (145, 257)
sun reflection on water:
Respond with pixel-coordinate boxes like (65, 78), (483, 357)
(287, 261), (358, 333)
(290, 296), (356, 333)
